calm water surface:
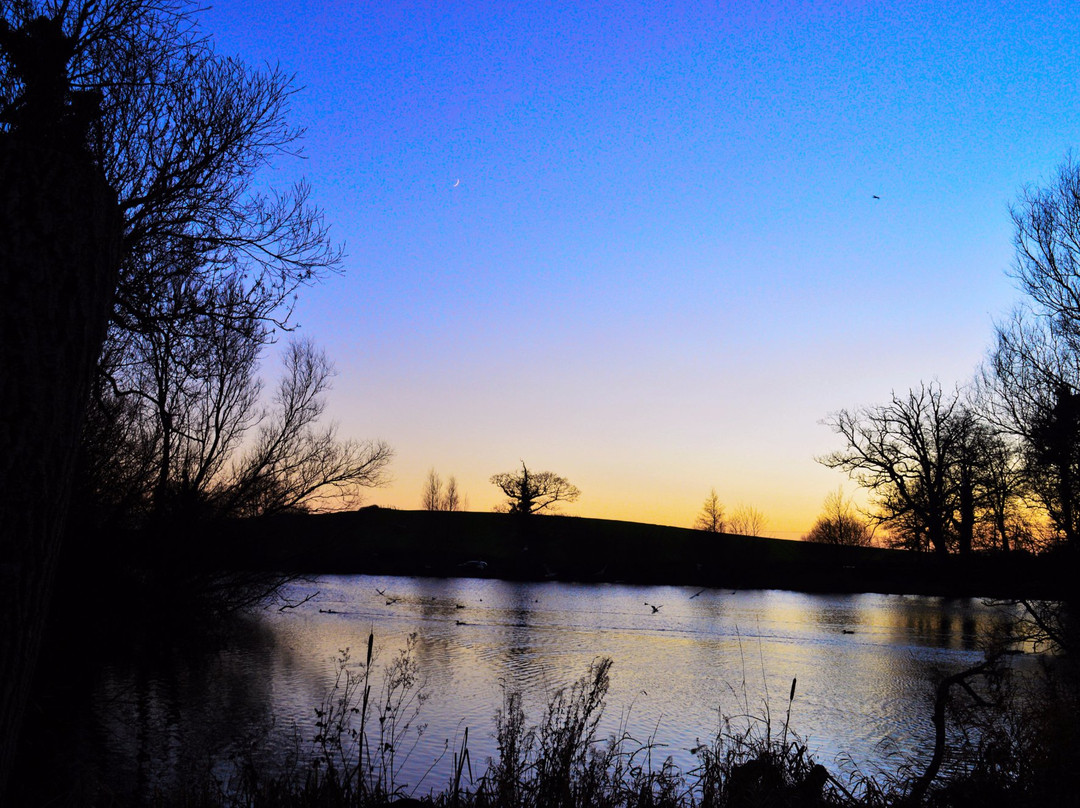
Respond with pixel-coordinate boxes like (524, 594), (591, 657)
(92, 575), (1034, 797)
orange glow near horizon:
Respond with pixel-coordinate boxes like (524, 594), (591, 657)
(360, 463), (839, 542)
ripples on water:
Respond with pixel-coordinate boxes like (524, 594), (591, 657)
(93, 576), (1035, 798)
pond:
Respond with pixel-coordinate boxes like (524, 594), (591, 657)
(85, 575), (1035, 801)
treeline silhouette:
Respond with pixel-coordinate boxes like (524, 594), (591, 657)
(816, 160), (1080, 562)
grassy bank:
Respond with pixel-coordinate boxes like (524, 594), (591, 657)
(120, 508), (1075, 599)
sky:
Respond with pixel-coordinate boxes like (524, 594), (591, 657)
(199, 0), (1080, 538)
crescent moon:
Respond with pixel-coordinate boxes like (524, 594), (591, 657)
(452, 179), (460, 187)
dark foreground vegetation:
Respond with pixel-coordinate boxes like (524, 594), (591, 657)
(236, 656), (1080, 808)
(15, 623), (1076, 808)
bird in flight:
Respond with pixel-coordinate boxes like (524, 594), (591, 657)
(645, 601), (662, 613)
(872, 194), (880, 200)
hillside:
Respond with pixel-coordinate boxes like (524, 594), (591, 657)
(178, 508), (1073, 598)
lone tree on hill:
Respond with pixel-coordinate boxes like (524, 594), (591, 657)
(695, 488), (726, 533)
(490, 462), (580, 515)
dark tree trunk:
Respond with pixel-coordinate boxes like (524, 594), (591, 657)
(957, 469), (975, 556)
(0, 142), (121, 796)
(927, 518), (949, 556)
(996, 508), (1010, 553)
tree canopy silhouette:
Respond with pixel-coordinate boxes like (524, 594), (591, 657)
(819, 383), (984, 555)
(983, 158), (1080, 549)
(0, 0), (351, 794)
(803, 489), (873, 547)
(490, 463), (580, 515)
(694, 488), (726, 533)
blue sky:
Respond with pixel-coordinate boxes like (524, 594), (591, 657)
(202, 0), (1080, 536)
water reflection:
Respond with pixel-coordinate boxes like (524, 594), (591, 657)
(69, 577), (1032, 800)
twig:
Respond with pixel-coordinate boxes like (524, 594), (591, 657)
(278, 590), (318, 612)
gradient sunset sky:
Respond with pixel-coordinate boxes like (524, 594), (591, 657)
(201, 1), (1080, 538)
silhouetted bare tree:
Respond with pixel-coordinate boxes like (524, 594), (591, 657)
(2, 0), (340, 336)
(213, 340), (392, 518)
(490, 463), (580, 515)
(964, 415), (1034, 552)
(422, 469), (465, 511)
(820, 382), (977, 555)
(422, 468), (444, 511)
(694, 488), (726, 533)
(0, 1), (341, 789)
(1011, 158), (1080, 352)
(980, 159), (1080, 548)
(443, 475), (464, 511)
(728, 504), (768, 537)
(2, 0), (345, 529)
(803, 489), (873, 546)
